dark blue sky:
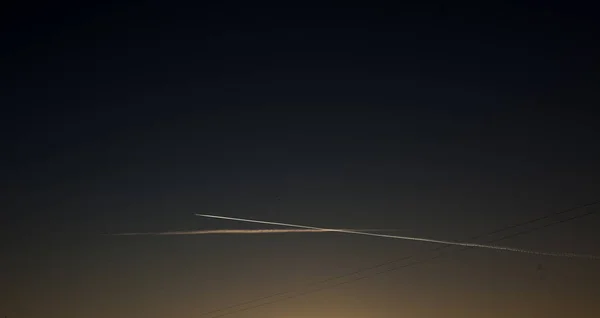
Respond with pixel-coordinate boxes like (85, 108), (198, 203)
(1, 2), (599, 317)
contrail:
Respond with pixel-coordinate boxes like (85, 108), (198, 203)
(195, 214), (600, 260)
(112, 228), (394, 236)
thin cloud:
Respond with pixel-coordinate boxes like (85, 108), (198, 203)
(112, 228), (393, 236)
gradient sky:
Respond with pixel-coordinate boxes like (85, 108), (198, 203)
(2, 2), (600, 318)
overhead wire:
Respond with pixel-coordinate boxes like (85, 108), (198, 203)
(198, 199), (600, 317)
(196, 214), (600, 259)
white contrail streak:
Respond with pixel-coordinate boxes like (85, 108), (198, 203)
(112, 228), (392, 236)
(195, 214), (600, 260)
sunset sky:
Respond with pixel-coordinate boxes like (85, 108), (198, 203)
(2, 2), (600, 317)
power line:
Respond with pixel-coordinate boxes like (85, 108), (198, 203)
(206, 205), (600, 318)
(200, 200), (600, 317)
(199, 199), (600, 317)
(198, 199), (598, 317)
(196, 213), (599, 258)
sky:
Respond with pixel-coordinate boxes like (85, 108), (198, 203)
(1, 2), (600, 317)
